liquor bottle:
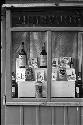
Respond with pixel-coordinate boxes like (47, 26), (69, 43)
(75, 83), (80, 98)
(12, 72), (18, 98)
(75, 72), (81, 98)
(19, 42), (27, 68)
(78, 72), (81, 83)
(40, 43), (47, 68)
(78, 72), (82, 98)
(70, 57), (73, 68)
(25, 66), (34, 81)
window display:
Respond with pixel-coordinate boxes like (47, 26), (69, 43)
(12, 32), (47, 98)
(51, 32), (82, 98)
(5, 8), (83, 101)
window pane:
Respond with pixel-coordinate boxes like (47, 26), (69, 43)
(51, 32), (78, 98)
(11, 32), (47, 98)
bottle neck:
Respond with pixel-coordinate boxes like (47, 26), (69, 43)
(42, 43), (46, 51)
(12, 76), (15, 81)
(19, 42), (26, 55)
(78, 72), (81, 81)
(21, 43), (24, 50)
(12, 72), (15, 81)
(70, 58), (73, 68)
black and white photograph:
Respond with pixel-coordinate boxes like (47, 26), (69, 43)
(1, 0), (83, 125)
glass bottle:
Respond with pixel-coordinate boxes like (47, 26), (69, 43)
(40, 42), (47, 68)
(75, 72), (82, 98)
(78, 72), (82, 97)
(12, 72), (18, 98)
(19, 42), (27, 68)
(75, 84), (80, 98)
(70, 57), (73, 68)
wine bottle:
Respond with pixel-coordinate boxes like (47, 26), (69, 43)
(75, 84), (80, 98)
(75, 72), (82, 98)
(19, 42), (27, 68)
(40, 43), (47, 68)
(70, 57), (73, 68)
(12, 72), (18, 98)
(78, 72), (81, 83)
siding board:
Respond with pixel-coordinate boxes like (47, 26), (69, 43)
(5, 106), (82, 125)
(81, 107), (83, 125)
(76, 107), (81, 125)
(68, 107), (77, 125)
(39, 106), (52, 125)
(54, 107), (64, 125)
(24, 106), (36, 125)
(5, 106), (20, 125)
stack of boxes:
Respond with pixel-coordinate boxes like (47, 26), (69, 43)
(52, 57), (76, 97)
(16, 57), (47, 97)
(16, 57), (76, 98)
(52, 57), (76, 81)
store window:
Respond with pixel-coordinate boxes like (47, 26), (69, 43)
(12, 31), (47, 98)
(5, 7), (83, 101)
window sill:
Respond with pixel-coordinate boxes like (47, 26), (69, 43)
(5, 98), (83, 106)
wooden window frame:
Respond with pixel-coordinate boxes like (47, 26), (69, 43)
(5, 9), (83, 105)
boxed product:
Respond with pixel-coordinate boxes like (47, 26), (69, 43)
(35, 69), (45, 82)
(18, 81), (36, 97)
(18, 81), (47, 98)
(52, 58), (58, 67)
(16, 58), (26, 82)
(29, 58), (38, 68)
(59, 57), (71, 68)
(16, 68), (26, 82)
(52, 67), (58, 80)
(25, 67), (34, 81)
(58, 67), (67, 81)
(66, 68), (76, 81)
(51, 81), (75, 97)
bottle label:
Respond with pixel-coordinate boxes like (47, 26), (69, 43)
(40, 55), (47, 67)
(12, 87), (15, 93)
(76, 87), (79, 93)
(19, 55), (26, 67)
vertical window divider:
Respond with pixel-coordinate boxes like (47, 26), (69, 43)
(78, 32), (83, 83)
(47, 31), (52, 102)
(6, 10), (12, 101)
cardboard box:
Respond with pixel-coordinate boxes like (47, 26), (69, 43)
(18, 81), (47, 98)
(59, 57), (71, 68)
(52, 67), (58, 80)
(52, 58), (58, 67)
(16, 58), (26, 82)
(66, 68), (76, 81)
(51, 81), (75, 97)
(34, 68), (47, 81)
(18, 81), (36, 97)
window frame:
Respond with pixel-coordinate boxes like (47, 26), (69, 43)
(5, 9), (83, 105)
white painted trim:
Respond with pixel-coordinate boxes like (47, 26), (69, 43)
(59, 3), (83, 6)
(2, 3), (56, 8)
(10, 27), (83, 32)
(2, 3), (83, 8)
(6, 101), (83, 106)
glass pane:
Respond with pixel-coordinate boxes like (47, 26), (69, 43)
(11, 32), (47, 98)
(51, 32), (78, 98)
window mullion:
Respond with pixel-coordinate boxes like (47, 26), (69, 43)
(47, 31), (52, 101)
